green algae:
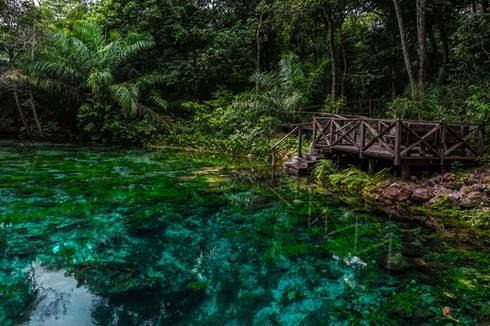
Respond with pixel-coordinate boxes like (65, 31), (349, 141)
(0, 145), (489, 325)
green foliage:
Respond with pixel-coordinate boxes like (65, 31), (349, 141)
(77, 102), (161, 143)
(321, 95), (346, 114)
(451, 12), (490, 69)
(160, 90), (278, 157)
(312, 159), (338, 180)
(187, 280), (209, 292)
(27, 20), (167, 143)
(387, 97), (422, 120)
(0, 261), (36, 325)
(327, 167), (389, 194)
(233, 53), (309, 121)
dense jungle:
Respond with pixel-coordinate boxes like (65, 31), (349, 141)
(0, 0), (489, 325)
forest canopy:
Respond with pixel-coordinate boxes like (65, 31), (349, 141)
(0, 0), (489, 153)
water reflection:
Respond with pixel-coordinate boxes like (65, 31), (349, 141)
(24, 262), (95, 326)
(0, 146), (488, 325)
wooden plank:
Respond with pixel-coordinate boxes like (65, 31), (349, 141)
(330, 120), (360, 148)
(363, 121), (393, 153)
(400, 123), (441, 158)
(298, 125), (303, 157)
(359, 120), (365, 158)
(394, 120), (401, 166)
(364, 122), (396, 154)
(444, 126), (479, 157)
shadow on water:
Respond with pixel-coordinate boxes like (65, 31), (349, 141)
(0, 144), (488, 325)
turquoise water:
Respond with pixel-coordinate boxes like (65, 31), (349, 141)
(0, 145), (488, 325)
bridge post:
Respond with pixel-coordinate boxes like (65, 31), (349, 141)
(298, 125), (303, 157)
(312, 116), (317, 148)
(394, 120), (402, 166)
(271, 150), (276, 182)
(359, 119), (365, 158)
(368, 158), (374, 175)
(401, 164), (410, 179)
(479, 125), (485, 155)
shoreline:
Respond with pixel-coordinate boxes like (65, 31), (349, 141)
(312, 161), (490, 247)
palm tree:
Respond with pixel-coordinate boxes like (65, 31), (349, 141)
(29, 21), (167, 119)
(233, 53), (308, 120)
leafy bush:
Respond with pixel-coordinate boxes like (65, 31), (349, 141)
(322, 95), (347, 114)
(160, 90), (280, 157)
(78, 103), (162, 144)
(387, 97), (422, 119)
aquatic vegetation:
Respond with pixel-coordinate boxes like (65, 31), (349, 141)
(0, 146), (488, 325)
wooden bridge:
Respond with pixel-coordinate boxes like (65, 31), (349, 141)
(271, 114), (485, 178)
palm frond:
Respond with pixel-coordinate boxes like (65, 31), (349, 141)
(113, 35), (154, 67)
(30, 61), (84, 84)
(149, 92), (169, 111)
(136, 74), (166, 91)
(74, 21), (105, 52)
(109, 83), (140, 116)
(87, 70), (113, 95)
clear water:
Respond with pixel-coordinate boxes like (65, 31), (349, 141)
(0, 145), (488, 325)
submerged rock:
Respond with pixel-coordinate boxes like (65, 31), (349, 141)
(379, 253), (411, 272)
(401, 239), (425, 258)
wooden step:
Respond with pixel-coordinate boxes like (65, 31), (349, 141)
(292, 157), (309, 168)
(283, 164), (300, 176)
(314, 145), (332, 154)
(301, 153), (317, 162)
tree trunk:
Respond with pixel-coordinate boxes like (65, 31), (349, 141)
(416, 0), (426, 98)
(393, 0), (416, 99)
(29, 24), (43, 137)
(13, 88), (30, 134)
(428, 23), (438, 66)
(256, 12), (264, 90)
(322, 6), (337, 99)
(437, 21), (449, 75)
(391, 63), (397, 99)
(28, 87), (43, 137)
(340, 29), (348, 98)
(482, 0), (489, 12)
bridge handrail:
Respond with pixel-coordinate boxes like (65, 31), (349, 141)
(270, 125), (300, 151)
(312, 115), (484, 127)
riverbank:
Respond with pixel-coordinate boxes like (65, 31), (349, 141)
(313, 161), (490, 246)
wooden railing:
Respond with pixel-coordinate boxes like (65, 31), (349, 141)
(311, 115), (485, 165)
(270, 123), (309, 180)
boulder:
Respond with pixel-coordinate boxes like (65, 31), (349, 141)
(461, 191), (484, 208)
(412, 258), (445, 274)
(400, 182), (418, 193)
(411, 188), (432, 203)
(377, 179), (392, 188)
(447, 192), (464, 208)
(460, 186), (473, 194)
(442, 173), (457, 183)
(383, 184), (411, 202)
(432, 185), (452, 198)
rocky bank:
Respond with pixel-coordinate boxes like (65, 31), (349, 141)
(322, 165), (490, 245)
